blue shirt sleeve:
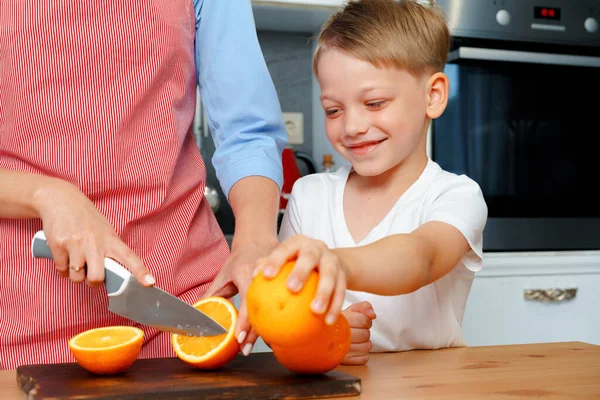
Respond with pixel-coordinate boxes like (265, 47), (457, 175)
(193, 0), (287, 199)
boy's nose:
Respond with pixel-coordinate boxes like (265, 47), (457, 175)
(343, 111), (369, 137)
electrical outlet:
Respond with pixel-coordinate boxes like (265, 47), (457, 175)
(283, 112), (304, 145)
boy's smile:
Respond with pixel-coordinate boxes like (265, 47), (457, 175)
(346, 139), (387, 157)
(317, 48), (435, 179)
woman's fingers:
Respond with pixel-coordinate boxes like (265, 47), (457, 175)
(66, 244), (86, 284)
(84, 241), (105, 288)
(109, 241), (154, 286)
(47, 236), (70, 277)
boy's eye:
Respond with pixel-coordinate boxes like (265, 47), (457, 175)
(366, 101), (387, 109)
(325, 109), (340, 116)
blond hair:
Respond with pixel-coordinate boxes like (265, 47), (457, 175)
(313, 0), (451, 77)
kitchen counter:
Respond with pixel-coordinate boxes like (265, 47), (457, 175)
(2, 341), (599, 399)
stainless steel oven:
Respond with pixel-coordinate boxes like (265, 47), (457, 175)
(433, 0), (600, 252)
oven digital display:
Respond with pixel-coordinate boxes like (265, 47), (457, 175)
(534, 6), (561, 21)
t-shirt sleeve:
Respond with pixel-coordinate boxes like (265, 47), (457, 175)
(423, 176), (488, 272)
(278, 180), (303, 242)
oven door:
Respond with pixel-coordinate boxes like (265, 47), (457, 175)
(432, 42), (600, 252)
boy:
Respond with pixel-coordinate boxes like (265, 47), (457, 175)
(253, 0), (488, 364)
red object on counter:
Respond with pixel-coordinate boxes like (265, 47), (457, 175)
(280, 148), (302, 210)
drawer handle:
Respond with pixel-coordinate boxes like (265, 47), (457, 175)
(524, 288), (577, 302)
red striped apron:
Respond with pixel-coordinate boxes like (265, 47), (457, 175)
(0, 1), (229, 369)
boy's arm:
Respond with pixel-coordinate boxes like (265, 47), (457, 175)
(334, 221), (470, 296)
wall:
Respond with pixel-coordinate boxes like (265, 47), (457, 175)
(258, 30), (315, 155)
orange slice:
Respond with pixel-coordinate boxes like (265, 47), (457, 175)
(68, 326), (144, 375)
(171, 296), (239, 369)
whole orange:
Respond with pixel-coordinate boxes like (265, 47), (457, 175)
(171, 296), (239, 370)
(272, 313), (351, 375)
(68, 326), (144, 375)
(246, 260), (325, 348)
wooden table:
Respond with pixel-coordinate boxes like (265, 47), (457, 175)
(2, 341), (599, 399)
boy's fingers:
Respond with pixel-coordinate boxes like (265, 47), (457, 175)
(350, 327), (371, 344)
(286, 241), (324, 293)
(349, 341), (373, 355)
(309, 253), (338, 314)
(345, 311), (373, 330)
(345, 301), (376, 320)
(342, 354), (370, 366)
(325, 270), (346, 325)
(260, 238), (302, 279)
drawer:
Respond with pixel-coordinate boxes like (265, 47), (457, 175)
(462, 251), (600, 346)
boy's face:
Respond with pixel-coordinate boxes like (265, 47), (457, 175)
(317, 48), (431, 177)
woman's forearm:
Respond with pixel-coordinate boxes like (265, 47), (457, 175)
(228, 176), (280, 249)
(0, 168), (52, 219)
(333, 234), (433, 296)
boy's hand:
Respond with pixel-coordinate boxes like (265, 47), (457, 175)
(254, 234), (347, 326)
(341, 301), (376, 365)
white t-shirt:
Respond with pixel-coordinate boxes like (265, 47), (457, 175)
(278, 159), (488, 352)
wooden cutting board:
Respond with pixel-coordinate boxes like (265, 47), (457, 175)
(16, 352), (361, 399)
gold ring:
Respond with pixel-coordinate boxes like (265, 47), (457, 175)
(70, 265), (82, 272)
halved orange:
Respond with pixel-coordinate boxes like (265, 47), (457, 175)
(171, 296), (239, 369)
(68, 326), (144, 375)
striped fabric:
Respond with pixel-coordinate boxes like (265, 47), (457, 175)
(0, 1), (229, 369)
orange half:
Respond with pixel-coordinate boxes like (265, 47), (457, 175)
(171, 296), (239, 369)
(68, 326), (144, 375)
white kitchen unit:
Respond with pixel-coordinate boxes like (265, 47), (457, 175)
(462, 251), (600, 347)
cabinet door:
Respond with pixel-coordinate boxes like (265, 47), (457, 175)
(462, 272), (600, 346)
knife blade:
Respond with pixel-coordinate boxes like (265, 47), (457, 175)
(31, 230), (227, 337)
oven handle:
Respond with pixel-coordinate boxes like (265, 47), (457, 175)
(448, 46), (600, 68)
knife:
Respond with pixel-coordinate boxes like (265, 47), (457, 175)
(31, 230), (227, 337)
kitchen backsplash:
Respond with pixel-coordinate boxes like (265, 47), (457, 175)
(258, 30), (315, 155)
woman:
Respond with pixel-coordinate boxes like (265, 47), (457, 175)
(0, 0), (286, 369)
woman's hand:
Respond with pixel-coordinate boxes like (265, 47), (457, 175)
(254, 234), (348, 326)
(203, 234), (279, 356)
(34, 178), (154, 287)
(341, 301), (376, 365)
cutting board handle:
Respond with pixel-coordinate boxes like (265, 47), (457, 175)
(31, 230), (131, 296)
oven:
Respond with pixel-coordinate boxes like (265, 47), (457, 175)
(432, 0), (600, 252)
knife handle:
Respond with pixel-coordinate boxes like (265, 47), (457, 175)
(31, 230), (131, 297)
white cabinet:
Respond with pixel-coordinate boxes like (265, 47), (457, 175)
(462, 251), (600, 347)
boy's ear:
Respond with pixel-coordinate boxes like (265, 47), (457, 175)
(426, 72), (449, 119)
